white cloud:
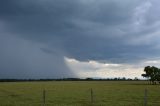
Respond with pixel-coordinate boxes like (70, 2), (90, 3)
(143, 59), (160, 66)
(145, 60), (159, 64)
(64, 57), (143, 79)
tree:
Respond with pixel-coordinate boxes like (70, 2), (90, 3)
(155, 69), (160, 84)
(142, 66), (160, 84)
(142, 66), (151, 84)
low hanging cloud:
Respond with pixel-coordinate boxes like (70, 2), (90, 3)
(65, 57), (160, 79)
(0, 0), (160, 78)
(64, 57), (144, 79)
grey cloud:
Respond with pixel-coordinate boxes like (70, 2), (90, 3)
(0, 35), (75, 79)
(0, 0), (160, 78)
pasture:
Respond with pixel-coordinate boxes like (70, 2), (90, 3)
(0, 81), (159, 106)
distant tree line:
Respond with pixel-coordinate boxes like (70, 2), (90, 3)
(0, 77), (139, 82)
(142, 66), (160, 84)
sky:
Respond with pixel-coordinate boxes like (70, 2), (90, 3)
(0, 0), (160, 79)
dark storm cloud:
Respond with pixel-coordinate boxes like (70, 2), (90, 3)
(0, 35), (75, 79)
(0, 0), (160, 78)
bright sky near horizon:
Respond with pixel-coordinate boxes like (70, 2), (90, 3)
(1, 0), (160, 79)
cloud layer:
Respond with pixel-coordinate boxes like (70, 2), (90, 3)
(0, 0), (160, 78)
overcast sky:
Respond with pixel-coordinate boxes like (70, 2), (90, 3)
(0, 0), (160, 79)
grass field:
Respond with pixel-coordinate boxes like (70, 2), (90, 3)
(0, 81), (159, 106)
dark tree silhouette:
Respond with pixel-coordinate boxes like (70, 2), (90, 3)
(142, 66), (160, 84)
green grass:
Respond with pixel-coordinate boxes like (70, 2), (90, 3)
(0, 81), (159, 106)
